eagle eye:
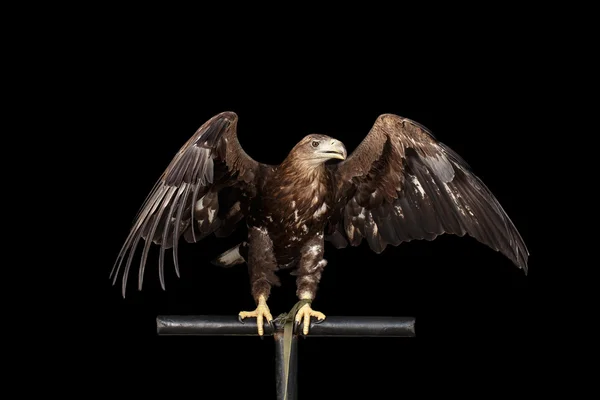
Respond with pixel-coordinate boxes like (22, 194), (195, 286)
(311, 140), (320, 148)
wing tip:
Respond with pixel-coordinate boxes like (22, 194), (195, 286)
(518, 249), (529, 276)
(506, 241), (529, 275)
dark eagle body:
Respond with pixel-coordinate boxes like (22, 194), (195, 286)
(258, 146), (336, 265)
(112, 111), (529, 335)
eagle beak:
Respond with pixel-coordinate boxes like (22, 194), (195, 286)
(318, 140), (347, 160)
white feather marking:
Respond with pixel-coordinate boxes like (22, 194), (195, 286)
(312, 196), (319, 205)
(410, 175), (426, 198)
(347, 224), (355, 240)
(291, 201), (296, 208)
(372, 221), (379, 236)
(254, 226), (268, 235)
(358, 208), (366, 220)
(465, 204), (475, 216)
(443, 182), (468, 216)
(294, 209), (300, 222)
(218, 245), (242, 265)
(195, 196), (205, 212)
(266, 215), (273, 222)
(313, 203), (328, 218)
(394, 204), (405, 218)
(371, 190), (377, 198)
(302, 224), (308, 233)
(208, 208), (216, 223)
(308, 245), (321, 256)
(299, 291), (313, 300)
(306, 259), (327, 274)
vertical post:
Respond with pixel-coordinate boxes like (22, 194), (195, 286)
(274, 325), (298, 400)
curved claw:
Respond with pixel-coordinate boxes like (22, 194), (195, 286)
(238, 303), (273, 336)
(294, 304), (326, 335)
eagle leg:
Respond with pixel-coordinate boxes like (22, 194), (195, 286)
(292, 234), (328, 335)
(238, 294), (273, 336)
(242, 227), (279, 336)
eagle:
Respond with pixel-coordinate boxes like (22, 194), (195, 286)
(111, 111), (528, 335)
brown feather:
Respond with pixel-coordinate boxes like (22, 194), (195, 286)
(111, 112), (263, 297)
(328, 114), (529, 273)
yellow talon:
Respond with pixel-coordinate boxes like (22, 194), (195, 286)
(295, 304), (326, 335)
(238, 295), (273, 336)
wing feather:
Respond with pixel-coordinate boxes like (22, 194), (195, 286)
(172, 183), (192, 278)
(111, 112), (261, 296)
(329, 114), (529, 273)
(158, 185), (186, 289)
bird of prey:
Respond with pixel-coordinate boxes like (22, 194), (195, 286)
(111, 111), (528, 335)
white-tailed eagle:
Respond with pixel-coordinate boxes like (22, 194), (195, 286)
(112, 112), (528, 335)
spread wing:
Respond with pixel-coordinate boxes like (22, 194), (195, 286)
(327, 114), (528, 273)
(111, 111), (262, 296)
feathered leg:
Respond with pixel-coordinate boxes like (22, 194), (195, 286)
(238, 227), (280, 336)
(293, 233), (327, 335)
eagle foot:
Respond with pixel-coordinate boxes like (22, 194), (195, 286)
(295, 303), (326, 335)
(238, 302), (273, 336)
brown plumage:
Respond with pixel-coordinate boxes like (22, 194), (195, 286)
(111, 111), (529, 335)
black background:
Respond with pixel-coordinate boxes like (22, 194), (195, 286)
(96, 42), (538, 398)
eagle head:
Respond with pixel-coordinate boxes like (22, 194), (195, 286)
(290, 134), (347, 166)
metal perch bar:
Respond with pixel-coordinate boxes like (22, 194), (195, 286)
(157, 315), (415, 400)
(156, 315), (416, 337)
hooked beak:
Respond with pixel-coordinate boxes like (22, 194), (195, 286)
(317, 140), (347, 160)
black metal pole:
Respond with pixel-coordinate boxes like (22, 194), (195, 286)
(156, 315), (416, 337)
(157, 315), (415, 400)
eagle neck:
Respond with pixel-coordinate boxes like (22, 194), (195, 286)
(269, 159), (331, 218)
(277, 159), (327, 190)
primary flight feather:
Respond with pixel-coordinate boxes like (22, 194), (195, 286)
(112, 111), (528, 335)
